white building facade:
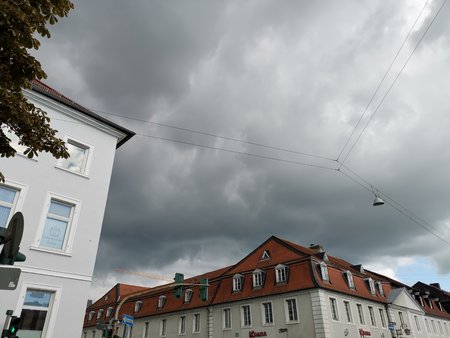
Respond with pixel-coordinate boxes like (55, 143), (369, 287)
(0, 80), (134, 338)
(84, 236), (450, 338)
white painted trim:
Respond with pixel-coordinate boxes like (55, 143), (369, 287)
(33, 191), (82, 254)
(19, 264), (92, 282)
(283, 297), (300, 324)
(221, 307), (232, 330)
(1, 179), (28, 226)
(261, 300), (274, 326)
(240, 304), (252, 328)
(56, 135), (95, 177)
(24, 90), (128, 143)
(15, 282), (63, 338)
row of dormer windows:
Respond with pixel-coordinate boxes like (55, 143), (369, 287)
(232, 264), (289, 292)
(319, 263), (385, 297)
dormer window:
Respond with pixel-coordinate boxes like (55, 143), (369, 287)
(319, 262), (329, 282)
(275, 264), (289, 283)
(261, 250), (270, 260)
(106, 307), (114, 318)
(88, 311), (95, 321)
(158, 295), (167, 309)
(344, 271), (354, 289)
(428, 298), (433, 309)
(233, 274), (243, 292)
(97, 309), (104, 319)
(438, 301), (443, 312)
(366, 278), (375, 295)
(184, 289), (193, 303)
(376, 281), (384, 296)
(252, 269), (265, 288)
(134, 301), (143, 313)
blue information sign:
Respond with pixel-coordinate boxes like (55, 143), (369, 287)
(122, 314), (134, 327)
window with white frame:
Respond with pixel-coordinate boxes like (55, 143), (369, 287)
(223, 308), (232, 329)
(241, 305), (252, 327)
(106, 307), (114, 318)
(379, 308), (386, 327)
(97, 309), (104, 319)
(414, 315), (421, 332)
(438, 321), (443, 335)
(92, 330), (96, 338)
(343, 301), (352, 323)
(431, 320), (437, 334)
(320, 262), (329, 281)
(83, 331), (87, 338)
(399, 312), (405, 326)
(184, 289), (193, 303)
(344, 271), (354, 289)
(59, 138), (92, 175)
(232, 274), (243, 292)
(88, 311), (95, 321)
(329, 298), (339, 321)
(252, 269), (264, 288)
(366, 278), (376, 295)
(134, 301), (143, 313)
(438, 301), (444, 311)
(425, 318), (430, 333)
(275, 264), (289, 283)
(357, 304), (365, 325)
(444, 322), (448, 335)
(178, 316), (186, 335)
(5, 129), (28, 154)
(368, 306), (376, 326)
(418, 295), (424, 307)
(285, 298), (298, 323)
(20, 289), (55, 337)
(193, 313), (200, 333)
(160, 319), (167, 337)
(262, 302), (274, 325)
(0, 185), (20, 227)
(428, 298), (433, 309)
(39, 198), (76, 251)
(158, 295), (167, 309)
(144, 322), (149, 338)
(376, 281), (384, 296)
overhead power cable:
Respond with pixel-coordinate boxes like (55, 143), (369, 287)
(337, 165), (450, 247)
(336, 0), (430, 162)
(338, 0), (447, 167)
(93, 109), (336, 162)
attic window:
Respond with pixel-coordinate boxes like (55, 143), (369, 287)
(438, 301), (443, 312)
(252, 269), (265, 288)
(233, 274), (243, 292)
(88, 311), (95, 321)
(184, 289), (193, 303)
(366, 278), (376, 295)
(158, 295), (167, 309)
(319, 262), (329, 282)
(376, 281), (384, 296)
(106, 307), (114, 318)
(344, 271), (354, 289)
(352, 264), (365, 274)
(261, 250), (270, 260)
(134, 301), (143, 313)
(428, 298), (433, 309)
(97, 309), (104, 319)
(275, 264), (289, 283)
(104, 295), (109, 301)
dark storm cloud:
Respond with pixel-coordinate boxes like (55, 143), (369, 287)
(33, 0), (450, 296)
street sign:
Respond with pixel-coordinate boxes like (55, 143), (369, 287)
(0, 267), (21, 290)
(122, 314), (134, 327)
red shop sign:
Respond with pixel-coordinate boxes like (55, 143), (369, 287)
(249, 331), (267, 337)
(359, 328), (371, 337)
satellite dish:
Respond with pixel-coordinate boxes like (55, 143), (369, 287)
(1, 212), (24, 259)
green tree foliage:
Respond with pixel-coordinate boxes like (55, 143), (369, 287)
(0, 0), (74, 181)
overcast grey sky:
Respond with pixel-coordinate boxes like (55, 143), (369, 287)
(33, 0), (450, 298)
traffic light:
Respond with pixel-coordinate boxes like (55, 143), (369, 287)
(0, 212), (26, 265)
(3, 316), (21, 338)
(199, 278), (208, 301)
(174, 273), (184, 298)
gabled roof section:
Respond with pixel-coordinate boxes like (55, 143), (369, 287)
(30, 80), (135, 148)
(225, 236), (309, 275)
(387, 287), (424, 314)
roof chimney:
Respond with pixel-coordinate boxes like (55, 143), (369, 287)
(430, 283), (441, 290)
(86, 299), (93, 308)
(309, 244), (325, 254)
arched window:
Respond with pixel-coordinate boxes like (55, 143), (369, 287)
(233, 274), (243, 292)
(275, 264), (289, 283)
(184, 289), (193, 303)
(319, 262), (329, 282)
(252, 269), (265, 288)
(158, 295), (167, 309)
(134, 301), (143, 313)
